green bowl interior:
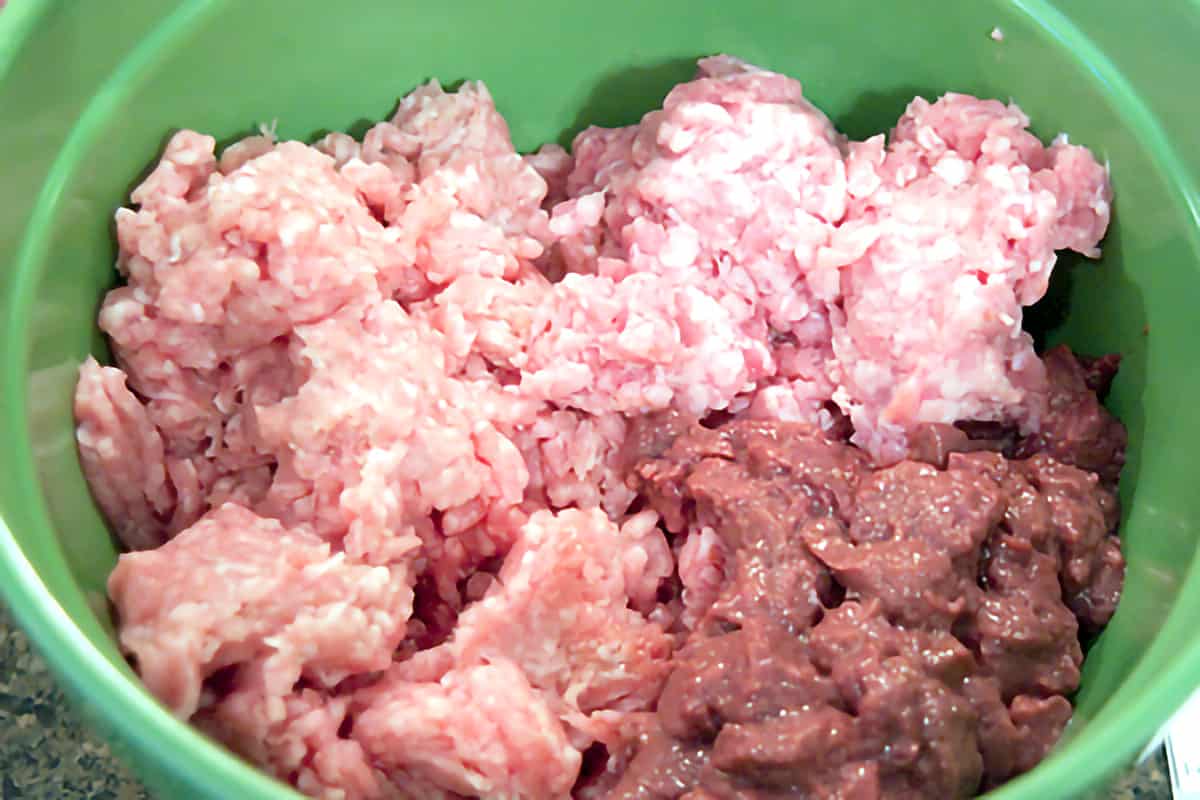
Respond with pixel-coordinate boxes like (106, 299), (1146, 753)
(3, 1), (1200, 798)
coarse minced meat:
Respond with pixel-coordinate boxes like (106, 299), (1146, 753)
(828, 95), (1110, 461)
(76, 56), (1116, 799)
(107, 503), (414, 719)
(389, 509), (675, 743)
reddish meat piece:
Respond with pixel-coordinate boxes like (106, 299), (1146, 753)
(1014, 345), (1128, 485)
(616, 415), (1123, 799)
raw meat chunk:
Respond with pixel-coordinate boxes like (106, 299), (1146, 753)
(255, 300), (529, 569)
(826, 95), (1111, 461)
(616, 414), (1124, 798)
(75, 358), (174, 550)
(195, 670), (390, 800)
(108, 504), (413, 717)
(525, 55), (846, 419)
(354, 661), (579, 800)
(383, 508), (675, 748)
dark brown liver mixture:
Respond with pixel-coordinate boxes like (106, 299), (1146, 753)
(603, 346), (1127, 800)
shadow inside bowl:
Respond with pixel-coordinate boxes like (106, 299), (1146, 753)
(835, 86), (940, 141)
(553, 57), (701, 147)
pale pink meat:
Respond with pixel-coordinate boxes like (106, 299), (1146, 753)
(391, 509), (674, 743)
(255, 300), (529, 569)
(413, 274), (636, 517)
(75, 359), (174, 550)
(195, 670), (394, 800)
(534, 59), (1109, 457)
(521, 55), (846, 419)
(87, 79), (558, 554)
(354, 661), (579, 800)
(513, 409), (634, 517)
(824, 94), (1111, 461)
(94, 129), (396, 541)
(78, 55), (1114, 800)
(108, 503), (413, 718)
(316, 79), (553, 302)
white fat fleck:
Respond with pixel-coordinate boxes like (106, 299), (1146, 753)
(983, 163), (1016, 192)
(305, 552), (346, 577)
(894, 163), (919, 188)
(659, 225), (701, 269)
(168, 234), (183, 264)
(233, 175), (257, 194)
(915, 125), (946, 152)
(278, 212), (315, 247)
(931, 156), (969, 187)
(104, 296), (140, 326)
(662, 123), (698, 154)
(898, 269), (925, 299)
(930, 237), (961, 262)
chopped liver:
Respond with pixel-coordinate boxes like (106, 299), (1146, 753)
(613, 347), (1125, 798)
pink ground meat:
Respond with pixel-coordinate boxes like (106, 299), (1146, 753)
(107, 503), (413, 719)
(195, 675), (386, 799)
(354, 661), (580, 800)
(828, 96), (1110, 461)
(76, 56), (1112, 799)
(528, 55), (847, 419)
(391, 508), (675, 747)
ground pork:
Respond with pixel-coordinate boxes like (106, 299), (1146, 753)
(523, 55), (846, 419)
(387, 508), (675, 746)
(354, 660), (580, 800)
(254, 300), (529, 570)
(827, 96), (1110, 461)
(107, 503), (413, 719)
(194, 672), (390, 800)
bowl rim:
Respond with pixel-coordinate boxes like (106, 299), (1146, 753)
(0, 0), (301, 796)
(2, 1), (1200, 798)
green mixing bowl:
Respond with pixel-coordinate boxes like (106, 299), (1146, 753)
(2, 1), (1198, 797)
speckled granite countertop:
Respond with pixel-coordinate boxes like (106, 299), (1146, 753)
(0, 605), (1173, 800)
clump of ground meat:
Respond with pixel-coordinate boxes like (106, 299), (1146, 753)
(612, 347), (1125, 799)
(75, 55), (1122, 800)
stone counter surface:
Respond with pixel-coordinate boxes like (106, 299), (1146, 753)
(0, 605), (1173, 800)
